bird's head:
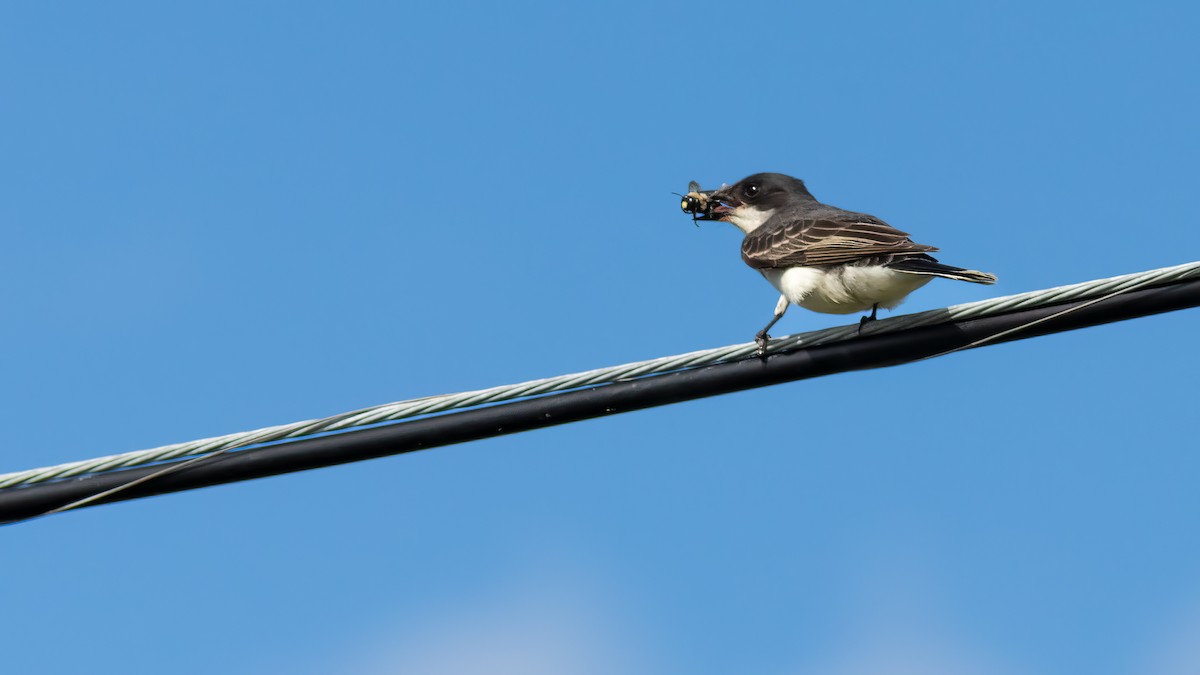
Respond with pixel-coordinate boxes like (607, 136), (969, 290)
(686, 173), (815, 234)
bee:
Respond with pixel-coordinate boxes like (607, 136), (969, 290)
(677, 180), (716, 225)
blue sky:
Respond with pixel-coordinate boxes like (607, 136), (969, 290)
(2, 2), (1199, 673)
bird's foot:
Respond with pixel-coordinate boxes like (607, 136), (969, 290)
(755, 331), (771, 357)
(858, 304), (879, 336)
(857, 315), (875, 335)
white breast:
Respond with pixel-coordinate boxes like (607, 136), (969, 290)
(761, 265), (933, 315)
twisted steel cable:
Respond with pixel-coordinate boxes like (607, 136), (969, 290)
(2, 260), (1196, 490)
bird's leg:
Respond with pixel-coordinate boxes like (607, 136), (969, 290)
(755, 295), (790, 356)
(858, 303), (879, 335)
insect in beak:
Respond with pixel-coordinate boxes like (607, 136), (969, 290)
(678, 180), (721, 225)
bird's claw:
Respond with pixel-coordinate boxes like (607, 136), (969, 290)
(857, 315), (875, 336)
(858, 304), (880, 335)
(755, 331), (771, 356)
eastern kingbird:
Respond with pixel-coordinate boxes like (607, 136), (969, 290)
(683, 173), (997, 354)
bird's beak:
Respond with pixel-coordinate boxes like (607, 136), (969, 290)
(695, 187), (740, 221)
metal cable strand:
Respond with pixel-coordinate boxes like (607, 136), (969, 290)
(3, 260), (1197, 489)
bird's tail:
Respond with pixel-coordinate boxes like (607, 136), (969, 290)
(887, 258), (997, 284)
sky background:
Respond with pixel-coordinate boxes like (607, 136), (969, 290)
(2, 2), (1199, 673)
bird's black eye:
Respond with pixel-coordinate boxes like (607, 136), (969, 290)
(743, 183), (760, 198)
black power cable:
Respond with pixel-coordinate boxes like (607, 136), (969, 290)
(2, 277), (1198, 524)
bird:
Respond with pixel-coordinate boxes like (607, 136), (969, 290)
(683, 172), (997, 354)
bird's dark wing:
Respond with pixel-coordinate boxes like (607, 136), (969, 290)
(740, 214), (939, 269)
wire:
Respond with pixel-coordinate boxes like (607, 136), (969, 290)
(0, 262), (1197, 524)
(21, 448), (232, 522)
(2, 260), (1197, 492)
(917, 268), (1175, 361)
